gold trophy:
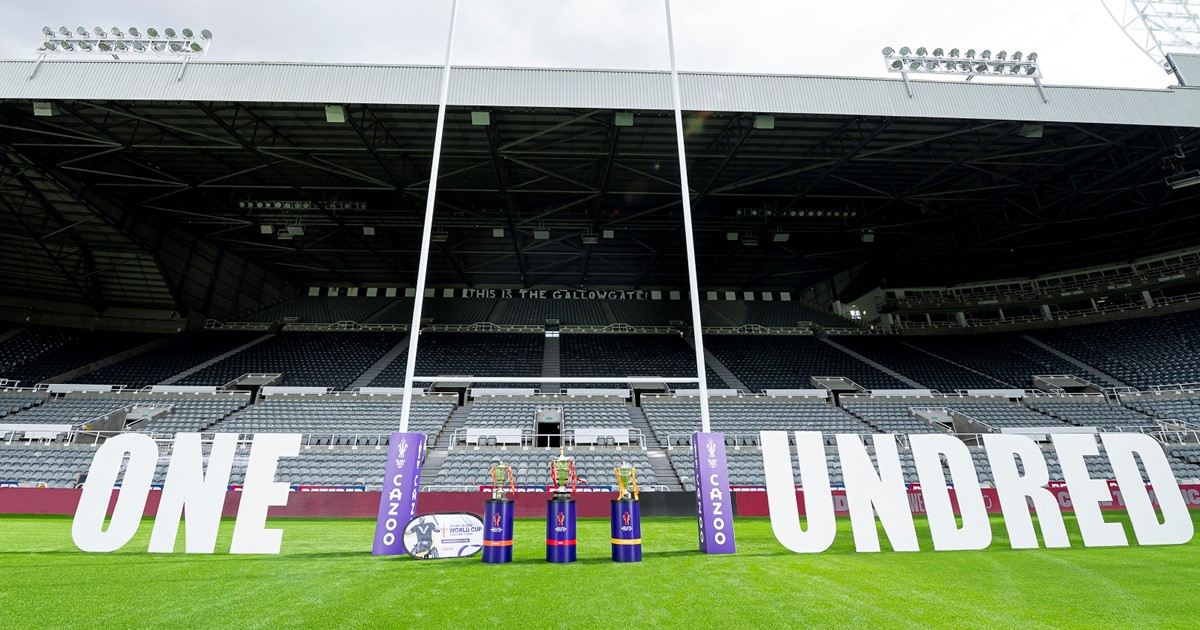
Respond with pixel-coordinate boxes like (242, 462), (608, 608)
(549, 448), (577, 498)
(489, 460), (516, 500)
(614, 460), (639, 501)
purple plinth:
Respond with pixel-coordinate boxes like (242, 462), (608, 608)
(371, 432), (426, 555)
(692, 431), (736, 554)
(482, 499), (514, 564)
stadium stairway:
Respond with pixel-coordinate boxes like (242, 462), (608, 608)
(898, 340), (1011, 388)
(819, 337), (925, 389)
(158, 333), (276, 386)
(541, 335), (561, 392)
(361, 299), (407, 324)
(700, 302), (740, 327)
(627, 406), (682, 490)
(683, 337), (748, 390)
(350, 336), (410, 389)
(419, 403), (472, 485)
(599, 301), (618, 324)
(1020, 334), (1132, 389)
(486, 300), (509, 323)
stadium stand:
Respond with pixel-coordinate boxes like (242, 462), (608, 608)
(492, 299), (607, 325)
(559, 333), (723, 388)
(368, 332), (543, 387)
(1, 328), (163, 385)
(1121, 396), (1200, 426)
(1032, 310), (1200, 388)
(210, 396), (455, 444)
(1025, 399), (1158, 431)
(240, 296), (393, 323)
(68, 331), (264, 388)
(178, 332), (405, 388)
(703, 299), (853, 329)
(0, 327), (74, 375)
(833, 337), (1005, 390)
(642, 398), (871, 447)
(463, 399), (632, 430)
(903, 333), (1113, 389)
(840, 401), (948, 434)
(703, 335), (906, 391)
(0, 394), (247, 432)
(0, 390), (47, 418)
(607, 299), (689, 326)
(431, 449), (657, 489)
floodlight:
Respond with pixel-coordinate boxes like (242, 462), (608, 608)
(996, 50), (1007, 60)
(773, 232), (790, 242)
(916, 47), (927, 56)
(58, 26), (70, 36)
(75, 27), (88, 37)
(147, 28), (159, 37)
(944, 60), (956, 70)
(42, 26), (53, 36)
(95, 27), (106, 37)
(189, 42), (202, 52)
(1025, 65), (1037, 75)
(975, 63), (988, 72)
(1011, 51), (1023, 62)
(153, 42), (166, 52)
(1027, 52), (1037, 62)
(115, 42), (128, 52)
(128, 27), (140, 37)
(363, 226), (376, 236)
(60, 41), (74, 51)
(165, 28), (177, 38)
(41, 41), (56, 51)
(581, 232), (599, 245)
(259, 224), (273, 235)
(980, 49), (992, 59)
(182, 28), (194, 38)
(111, 27), (122, 37)
(933, 47), (944, 57)
(98, 42), (112, 52)
(492, 228), (505, 238)
(899, 46), (911, 55)
(533, 229), (550, 240)
(949, 48), (960, 57)
(965, 48), (976, 58)
(891, 59), (903, 69)
(133, 42), (146, 52)
(925, 60), (937, 70)
(169, 42), (183, 52)
(882, 46), (895, 55)
(201, 29), (212, 40)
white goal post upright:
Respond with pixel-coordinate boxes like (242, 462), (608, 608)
(399, 0), (460, 433)
(664, 0), (712, 433)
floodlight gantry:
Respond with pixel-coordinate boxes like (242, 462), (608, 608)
(881, 46), (1047, 102)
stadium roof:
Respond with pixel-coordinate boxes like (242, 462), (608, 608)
(2, 59), (1200, 319)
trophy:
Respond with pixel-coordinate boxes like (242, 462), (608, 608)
(549, 448), (577, 498)
(489, 460), (516, 501)
(614, 460), (639, 501)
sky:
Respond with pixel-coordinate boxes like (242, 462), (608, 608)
(0, 0), (1182, 89)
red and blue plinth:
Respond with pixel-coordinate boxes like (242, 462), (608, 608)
(482, 499), (514, 564)
(610, 499), (642, 562)
(546, 497), (576, 563)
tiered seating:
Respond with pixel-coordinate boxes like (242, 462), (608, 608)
(136, 397), (249, 433)
(560, 334), (724, 388)
(494, 299), (607, 325)
(179, 332), (404, 388)
(0, 391), (47, 418)
(420, 298), (493, 324)
(945, 401), (1071, 429)
(148, 447), (391, 488)
(3, 396), (128, 426)
(242, 296), (392, 323)
(2, 394), (247, 433)
(211, 397), (456, 443)
(1033, 310), (1200, 388)
(1026, 400), (1157, 431)
(704, 335), (905, 391)
(464, 400), (632, 430)
(2, 330), (162, 385)
(71, 331), (263, 388)
(642, 399), (871, 446)
(840, 401), (947, 434)
(0, 327), (75, 375)
(0, 445), (96, 487)
(608, 299), (689, 326)
(834, 337), (1004, 390)
(905, 334), (1111, 388)
(1122, 397), (1200, 426)
(369, 333), (543, 387)
(432, 449), (657, 489)
(704, 300), (852, 328)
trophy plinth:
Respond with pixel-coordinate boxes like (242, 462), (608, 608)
(482, 498), (514, 564)
(610, 498), (642, 562)
(546, 495), (577, 563)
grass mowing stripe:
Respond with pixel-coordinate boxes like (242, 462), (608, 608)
(0, 512), (1198, 628)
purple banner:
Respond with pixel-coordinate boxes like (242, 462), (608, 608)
(371, 432), (426, 555)
(692, 432), (736, 554)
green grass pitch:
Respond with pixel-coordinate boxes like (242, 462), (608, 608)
(1, 512), (1199, 628)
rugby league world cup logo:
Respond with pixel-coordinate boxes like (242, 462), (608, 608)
(706, 438), (718, 469)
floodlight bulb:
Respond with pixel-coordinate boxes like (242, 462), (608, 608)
(153, 42), (166, 52)
(916, 46), (927, 56)
(882, 46), (894, 55)
(996, 50), (1007, 61)
(98, 41), (112, 51)
(933, 47), (944, 57)
(1010, 64), (1022, 74)
(981, 49), (991, 59)
(133, 41), (146, 52)
(1027, 52), (1037, 62)
(974, 63), (987, 72)
(200, 29), (212, 40)
(165, 28), (177, 38)
(189, 42), (202, 52)
(42, 26), (53, 36)
(169, 42), (183, 52)
(95, 27), (106, 37)
(62, 41), (74, 50)
(115, 42), (128, 52)
(959, 61), (971, 71)
(111, 27), (122, 37)
(147, 27), (159, 37)
(1025, 65), (1037, 75)
(949, 48), (960, 57)
(182, 28), (194, 38)
(42, 41), (56, 51)
(925, 60), (937, 70)
(899, 46), (911, 55)
(965, 48), (976, 59)
(1011, 51), (1022, 61)
(76, 27), (89, 37)
(909, 61), (921, 70)
(128, 27), (140, 37)
(79, 41), (92, 51)
(58, 26), (70, 36)
(891, 60), (903, 69)
(944, 61), (956, 70)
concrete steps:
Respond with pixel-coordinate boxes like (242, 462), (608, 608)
(541, 335), (560, 392)
(681, 336), (748, 390)
(819, 337), (926, 389)
(1020, 335), (1132, 389)
(348, 336), (410, 389)
(419, 403), (473, 483)
(898, 340), (1012, 388)
(158, 333), (276, 386)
